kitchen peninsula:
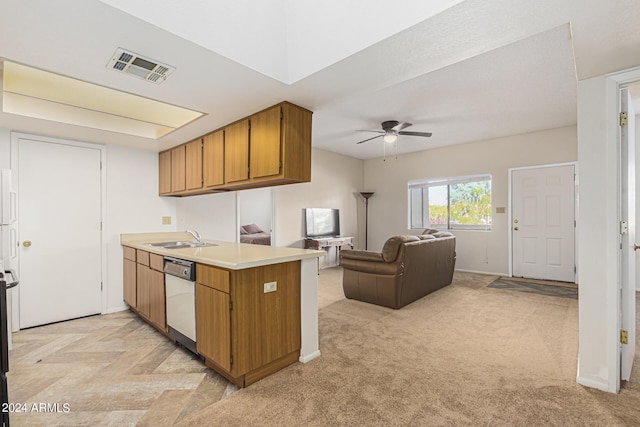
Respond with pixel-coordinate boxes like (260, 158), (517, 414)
(121, 232), (323, 387)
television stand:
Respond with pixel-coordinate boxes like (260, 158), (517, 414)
(304, 236), (354, 268)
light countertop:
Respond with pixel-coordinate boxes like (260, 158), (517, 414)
(121, 232), (323, 270)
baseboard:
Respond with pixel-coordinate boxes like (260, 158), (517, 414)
(576, 375), (615, 393)
(104, 305), (130, 314)
(455, 268), (508, 277)
(299, 350), (321, 363)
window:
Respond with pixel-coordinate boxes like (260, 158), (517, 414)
(409, 174), (492, 230)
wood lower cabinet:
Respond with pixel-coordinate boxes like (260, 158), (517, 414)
(147, 268), (166, 330)
(123, 247), (137, 308)
(195, 261), (301, 387)
(123, 247), (167, 333)
(196, 283), (231, 371)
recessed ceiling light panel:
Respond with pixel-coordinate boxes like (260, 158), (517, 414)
(107, 48), (175, 84)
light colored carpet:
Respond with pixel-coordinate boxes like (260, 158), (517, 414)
(7, 269), (640, 425)
(176, 269), (640, 426)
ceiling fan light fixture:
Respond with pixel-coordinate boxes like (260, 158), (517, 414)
(383, 131), (397, 143)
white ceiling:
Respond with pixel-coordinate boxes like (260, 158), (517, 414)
(1, 0), (640, 160)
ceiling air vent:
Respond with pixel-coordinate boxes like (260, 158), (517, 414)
(107, 48), (175, 84)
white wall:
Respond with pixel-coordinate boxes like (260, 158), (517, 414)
(0, 129), (9, 169)
(105, 144), (177, 312)
(363, 126), (577, 275)
(169, 149), (363, 268)
(174, 191), (238, 242)
(274, 149), (364, 267)
(576, 74), (628, 393)
(239, 187), (272, 234)
(0, 131), (176, 314)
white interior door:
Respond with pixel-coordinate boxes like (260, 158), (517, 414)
(511, 164), (575, 282)
(16, 137), (102, 328)
(620, 88), (636, 382)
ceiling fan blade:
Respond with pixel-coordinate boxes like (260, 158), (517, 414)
(392, 122), (412, 132)
(357, 130), (385, 134)
(398, 131), (433, 137)
(356, 135), (383, 144)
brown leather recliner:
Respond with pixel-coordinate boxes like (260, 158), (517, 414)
(339, 230), (456, 309)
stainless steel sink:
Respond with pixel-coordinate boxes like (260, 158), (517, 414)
(146, 241), (217, 249)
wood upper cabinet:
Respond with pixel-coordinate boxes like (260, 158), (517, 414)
(158, 151), (172, 195)
(280, 102), (312, 183)
(245, 102), (311, 187)
(171, 145), (186, 192)
(158, 101), (312, 196)
(224, 119), (250, 184)
(250, 105), (281, 179)
(185, 138), (203, 190)
(203, 130), (224, 188)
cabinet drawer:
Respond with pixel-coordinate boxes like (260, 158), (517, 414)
(150, 253), (164, 271)
(123, 246), (136, 261)
(196, 264), (230, 293)
(136, 250), (150, 266)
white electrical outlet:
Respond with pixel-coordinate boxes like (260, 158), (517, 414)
(264, 281), (277, 293)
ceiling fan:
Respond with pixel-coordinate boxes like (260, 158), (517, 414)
(356, 120), (432, 144)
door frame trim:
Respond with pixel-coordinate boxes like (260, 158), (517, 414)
(507, 161), (578, 282)
(9, 132), (107, 328)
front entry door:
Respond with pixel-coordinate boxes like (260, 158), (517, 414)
(16, 137), (102, 328)
(511, 164), (575, 282)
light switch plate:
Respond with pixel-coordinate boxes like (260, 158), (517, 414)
(264, 281), (277, 293)
(162, 216), (172, 225)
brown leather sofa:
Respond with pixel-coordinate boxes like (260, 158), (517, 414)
(339, 230), (456, 309)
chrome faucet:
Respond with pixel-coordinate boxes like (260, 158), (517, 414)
(186, 229), (202, 243)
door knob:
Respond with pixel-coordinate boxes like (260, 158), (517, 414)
(514, 227), (519, 231)
(634, 244), (640, 251)
(514, 219), (519, 224)
(23, 240), (32, 247)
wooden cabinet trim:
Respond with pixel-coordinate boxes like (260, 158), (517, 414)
(149, 253), (164, 271)
(136, 250), (150, 266)
(196, 263), (230, 293)
(123, 246), (136, 261)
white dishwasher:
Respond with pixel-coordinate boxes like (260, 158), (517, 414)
(164, 257), (197, 354)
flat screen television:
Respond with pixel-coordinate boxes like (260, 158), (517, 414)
(305, 208), (340, 238)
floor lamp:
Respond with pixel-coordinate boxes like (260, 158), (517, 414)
(360, 192), (374, 250)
